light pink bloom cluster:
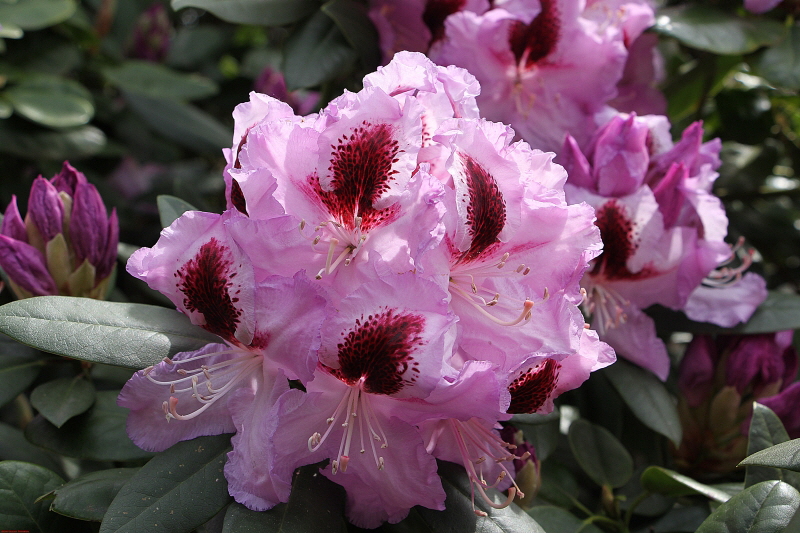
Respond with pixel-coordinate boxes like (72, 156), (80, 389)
(560, 112), (767, 379)
(119, 52), (613, 528)
(417, 0), (656, 152)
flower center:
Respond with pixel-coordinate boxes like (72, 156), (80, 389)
(507, 359), (561, 414)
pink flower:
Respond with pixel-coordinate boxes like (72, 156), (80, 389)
(429, 0), (653, 152)
(561, 113), (765, 379)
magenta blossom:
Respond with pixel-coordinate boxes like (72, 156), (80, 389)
(0, 161), (118, 299)
(429, 0), (654, 152)
(561, 113), (766, 379)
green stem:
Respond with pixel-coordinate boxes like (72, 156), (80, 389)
(623, 491), (652, 528)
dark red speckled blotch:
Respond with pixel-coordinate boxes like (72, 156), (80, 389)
(230, 180), (248, 216)
(176, 238), (243, 342)
(591, 201), (656, 281)
(310, 121), (401, 232)
(507, 359), (561, 414)
(509, 0), (561, 68)
(328, 308), (425, 395)
(458, 155), (506, 263)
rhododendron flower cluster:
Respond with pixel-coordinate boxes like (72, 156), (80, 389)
(119, 52), (613, 527)
(560, 112), (767, 379)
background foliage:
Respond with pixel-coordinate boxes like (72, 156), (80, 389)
(2, 0), (800, 532)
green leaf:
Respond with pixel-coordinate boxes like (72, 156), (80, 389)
(654, 5), (785, 55)
(321, 0), (380, 69)
(0, 98), (12, 118)
(51, 468), (138, 521)
(740, 440), (800, 472)
(0, 423), (63, 476)
(25, 390), (154, 462)
(650, 506), (710, 533)
(30, 376), (96, 428)
(103, 61), (218, 101)
(695, 480), (800, 533)
(0, 120), (105, 160)
(0, 354), (45, 407)
(157, 195), (198, 229)
(283, 10), (359, 90)
(568, 419), (633, 488)
(755, 24), (800, 90)
(0, 461), (67, 532)
(5, 76), (94, 128)
(125, 92), (232, 153)
(170, 0), (316, 25)
(641, 466), (732, 502)
(526, 506), (604, 533)
(603, 360), (682, 445)
(221, 464), (347, 532)
(0, 22), (23, 38)
(100, 435), (232, 533)
(745, 403), (800, 489)
(0, 0), (76, 30)
(0, 296), (219, 369)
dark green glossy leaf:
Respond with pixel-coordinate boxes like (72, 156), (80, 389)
(641, 466), (732, 502)
(170, 0), (316, 25)
(651, 506), (710, 532)
(5, 76), (94, 128)
(100, 435), (232, 533)
(695, 480), (799, 533)
(0, 461), (67, 532)
(321, 0), (380, 69)
(125, 92), (231, 153)
(654, 5), (785, 54)
(103, 61), (218, 101)
(157, 195), (198, 229)
(0, 422), (64, 476)
(0, 0), (76, 30)
(755, 25), (800, 90)
(381, 461), (544, 533)
(283, 10), (358, 90)
(30, 376), (96, 428)
(0, 22), (23, 38)
(567, 419), (633, 488)
(0, 120), (105, 159)
(0, 354), (44, 407)
(25, 391), (154, 462)
(0, 296), (219, 369)
(526, 506), (603, 533)
(51, 468), (139, 521)
(740, 440), (800, 472)
(603, 360), (682, 445)
(221, 464), (346, 533)
(746, 403), (800, 489)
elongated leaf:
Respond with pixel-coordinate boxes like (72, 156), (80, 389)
(568, 419), (633, 488)
(0, 354), (45, 407)
(0, 0), (76, 30)
(170, 0), (316, 25)
(125, 92), (231, 152)
(651, 505), (710, 533)
(0, 296), (219, 369)
(157, 195), (198, 229)
(641, 466), (732, 502)
(51, 468), (139, 521)
(103, 61), (218, 101)
(100, 435), (232, 533)
(321, 0), (380, 69)
(30, 376), (96, 428)
(695, 480), (799, 533)
(527, 506), (603, 533)
(654, 5), (785, 55)
(740, 440), (800, 472)
(283, 10), (358, 90)
(25, 391), (153, 462)
(222, 464), (346, 532)
(0, 461), (67, 532)
(604, 360), (682, 445)
(0, 423), (64, 476)
(746, 403), (800, 489)
(5, 76), (93, 128)
(755, 25), (800, 90)
(0, 120), (105, 160)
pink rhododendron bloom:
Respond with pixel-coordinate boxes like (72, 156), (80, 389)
(429, 0), (654, 152)
(744, 0), (782, 13)
(609, 33), (667, 116)
(121, 51), (614, 527)
(561, 112), (766, 379)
